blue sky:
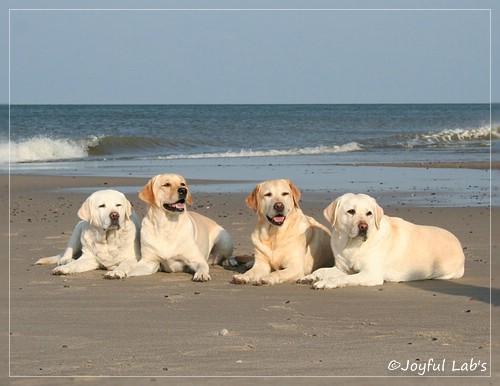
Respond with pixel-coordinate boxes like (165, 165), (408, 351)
(2, 0), (499, 104)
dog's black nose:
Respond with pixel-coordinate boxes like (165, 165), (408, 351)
(274, 202), (285, 212)
(178, 187), (187, 197)
(110, 211), (119, 220)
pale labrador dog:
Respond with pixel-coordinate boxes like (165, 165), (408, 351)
(299, 193), (465, 289)
(36, 189), (141, 279)
(128, 174), (234, 281)
(232, 179), (334, 285)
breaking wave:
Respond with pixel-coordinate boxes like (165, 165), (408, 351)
(2, 124), (496, 164)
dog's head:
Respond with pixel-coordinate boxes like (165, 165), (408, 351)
(245, 179), (301, 227)
(77, 189), (133, 231)
(139, 174), (193, 214)
(324, 193), (384, 241)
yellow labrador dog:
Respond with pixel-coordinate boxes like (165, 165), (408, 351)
(36, 189), (141, 279)
(299, 193), (465, 289)
(232, 179), (334, 285)
(128, 174), (233, 281)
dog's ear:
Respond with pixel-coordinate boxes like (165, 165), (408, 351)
(287, 180), (301, 208)
(324, 196), (342, 227)
(374, 201), (384, 229)
(245, 183), (260, 212)
(77, 195), (92, 222)
(124, 197), (133, 221)
(139, 175), (158, 206)
(185, 182), (193, 206)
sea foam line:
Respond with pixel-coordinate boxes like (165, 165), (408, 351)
(157, 142), (362, 160)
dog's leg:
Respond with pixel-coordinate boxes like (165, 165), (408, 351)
(183, 253), (211, 282)
(36, 221), (84, 265)
(104, 257), (138, 280)
(52, 254), (99, 275)
(257, 258), (306, 285)
(128, 259), (160, 276)
(297, 266), (346, 284)
(232, 254), (271, 284)
(313, 271), (384, 289)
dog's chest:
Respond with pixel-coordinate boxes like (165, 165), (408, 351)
(81, 229), (125, 268)
(141, 218), (192, 259)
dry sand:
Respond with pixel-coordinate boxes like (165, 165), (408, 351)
(2, 172), (499, 385)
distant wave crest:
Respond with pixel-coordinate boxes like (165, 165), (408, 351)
(159, 142), (362, 160)
(404, 126), (494, 148)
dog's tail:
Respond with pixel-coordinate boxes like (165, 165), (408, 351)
(35, 255), (62, 265)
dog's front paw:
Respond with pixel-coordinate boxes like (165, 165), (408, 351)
(52, 266), (71, 275)
(312, 279), (339, 290)
(297, 274), (317, 285)
(193, 271), (211, 282)
(232, 274), (251, 284)
(58, 257), (73, 266)
(104, 270), (126, 280)
(256, 276), (278, 286)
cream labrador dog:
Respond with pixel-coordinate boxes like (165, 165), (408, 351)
(232, 179), (334, 285)
(36, 189), (141, 279)
(299, 193), (465, 289)
(128, 173), (234, 281)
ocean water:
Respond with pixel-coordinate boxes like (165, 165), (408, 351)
(2, 104), (497, 206)
(2, 104), (495, 164)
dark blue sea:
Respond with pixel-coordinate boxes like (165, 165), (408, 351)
(2, 104), (497, 206)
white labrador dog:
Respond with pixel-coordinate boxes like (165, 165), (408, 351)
(36, 189), (141, 279)
(128, 174), (234, 281)
(232, 179), (334, 285)
(299, 193), (465, 289)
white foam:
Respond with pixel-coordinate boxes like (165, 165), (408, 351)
(420, 126), (492, 144)
(0, 136), (88, 163)
(159, 142), (362, 160)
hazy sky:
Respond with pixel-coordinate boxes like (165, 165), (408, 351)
(3, 1), (498, 104)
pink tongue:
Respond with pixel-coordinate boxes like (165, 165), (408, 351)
(173, 202), (185, 209)
(273, 216), (285, 223)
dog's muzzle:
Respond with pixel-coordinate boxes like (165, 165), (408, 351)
(108, 211), (120, 229)
(163, 199), (186, 212)
(267, 201), (286, 226)
(357, 222), (368, 241)
(163, 187), (188, 212)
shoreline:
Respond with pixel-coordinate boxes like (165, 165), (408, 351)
(348, 161), (499, 170)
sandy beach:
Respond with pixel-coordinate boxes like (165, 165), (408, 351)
(3, 169), (499, 385)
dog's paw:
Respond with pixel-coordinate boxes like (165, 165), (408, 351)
(193, 271), (211, 282)
(312, 279), (338, 290)
(58, 257), (73, 266)
(232, 274), (250, 284)
(52, 266), (71, 275)
(104, 270), (126, 280)
(297, 274), (317, 285)
(256, 276), (277, 286)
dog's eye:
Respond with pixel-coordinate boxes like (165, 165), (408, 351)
(366, 211), (372, 216)
(347, 209), (355, 215)
(282, 192), (289, 196)
(116, 204), (122, 207)
(180, 183), (186, 187)
(163, 183), (171, 187)
(264, 192), (272, 197)
(99, 204), (106, 208)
